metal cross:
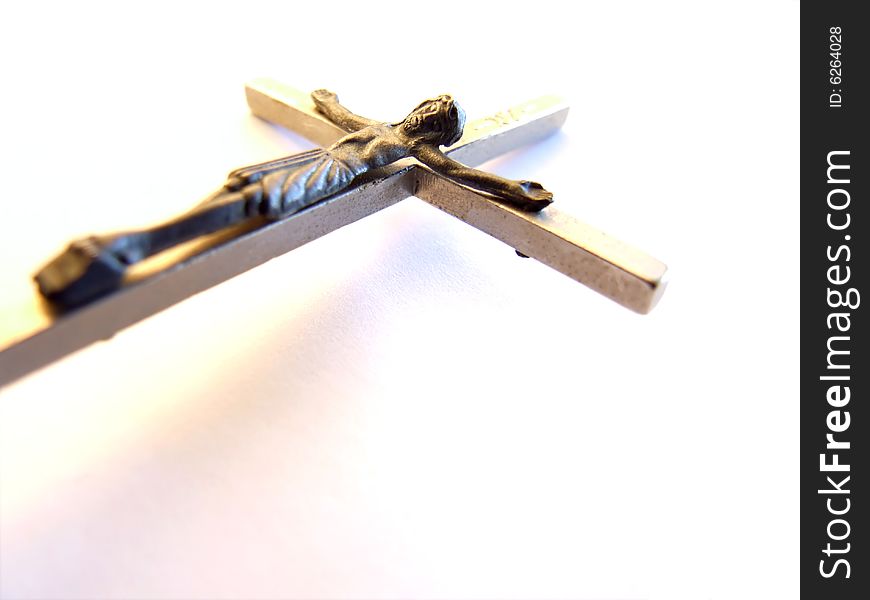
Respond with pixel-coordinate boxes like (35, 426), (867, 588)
(0, 79), (667, 387)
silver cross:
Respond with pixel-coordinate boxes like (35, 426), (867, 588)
(0, 79), (667, 387)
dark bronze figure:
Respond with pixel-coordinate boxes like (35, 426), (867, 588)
(35, 90), (554, 308)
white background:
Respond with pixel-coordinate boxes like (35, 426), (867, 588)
(0, 1), (799, 598)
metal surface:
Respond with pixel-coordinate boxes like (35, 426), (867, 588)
(415, 171), (668, 314)
(0, 82), (572, 387)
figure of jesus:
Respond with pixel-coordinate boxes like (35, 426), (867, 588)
(36, 90), (555, 307)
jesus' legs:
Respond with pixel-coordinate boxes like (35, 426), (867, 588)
(34, 189), (258, 307)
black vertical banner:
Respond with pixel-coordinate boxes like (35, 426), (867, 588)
(802, 3), (868, 598)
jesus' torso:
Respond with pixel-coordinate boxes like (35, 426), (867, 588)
(326, 123), (414, 175)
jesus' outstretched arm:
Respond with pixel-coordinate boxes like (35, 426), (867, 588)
(311, 89), (378, 132)
(411, 144), (553, 212)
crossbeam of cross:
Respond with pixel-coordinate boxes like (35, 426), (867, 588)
(0, 78), (666, 387)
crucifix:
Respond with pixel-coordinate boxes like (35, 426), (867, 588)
(0, 79), (667, 387)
